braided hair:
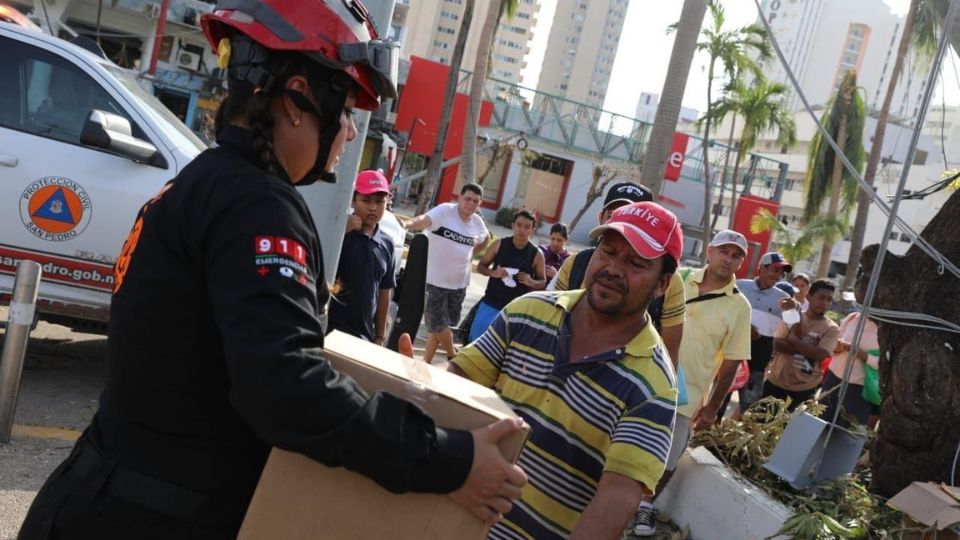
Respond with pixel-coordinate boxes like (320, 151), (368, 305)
(214, 40), (339, 178)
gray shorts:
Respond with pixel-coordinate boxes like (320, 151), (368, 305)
(666, 414), (692, 471)
(424, 284), (466, 334)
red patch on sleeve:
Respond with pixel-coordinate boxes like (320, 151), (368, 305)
(255, 236), (275, 254)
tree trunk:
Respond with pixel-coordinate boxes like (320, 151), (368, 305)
(461, 0), (502, 186)
(568, 167), (611, 234)
(639, 0), (708, 196)
(858, 189), (960, 497)
(843, 0), (917, 291)
(700, 61), (716, 265)
(416, 0), (476, 215)
(816, 109), (848, 278)
(711, 116), (737, 230)
(727, 143), (746, 230)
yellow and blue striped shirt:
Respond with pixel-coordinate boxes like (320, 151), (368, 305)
(452, 290), (677, 539)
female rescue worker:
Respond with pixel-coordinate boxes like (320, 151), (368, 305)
(18, 1), (525, 538)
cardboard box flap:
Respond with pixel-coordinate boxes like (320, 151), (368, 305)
(324, 330), (518, 422)
(944, 483), (960, 503)
(889, 482), (960, 531)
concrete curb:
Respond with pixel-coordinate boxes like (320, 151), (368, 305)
(656, 446), (792, 540)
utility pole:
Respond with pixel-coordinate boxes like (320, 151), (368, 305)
(297, 0), (397, 284)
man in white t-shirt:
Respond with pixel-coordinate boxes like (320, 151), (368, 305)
(403, 183), (490, 363)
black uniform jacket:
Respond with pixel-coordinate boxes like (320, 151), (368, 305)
(87, 126), (472, 524)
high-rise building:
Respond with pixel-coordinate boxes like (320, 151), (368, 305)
(535, 0), (629, 111)
(757, 0), (927, 122)
(397, 0), (540, 94)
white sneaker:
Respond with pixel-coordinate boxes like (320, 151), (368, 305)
(633, 501), (656, 537)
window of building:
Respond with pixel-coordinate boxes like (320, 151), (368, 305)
(559, 83), (568, 90)
(440, 10), (459, 20)
(528, 153), (569, 175)
(433, 40), (449, 49)
(437, 26), (456, 35)
(517, 12), (530, 19)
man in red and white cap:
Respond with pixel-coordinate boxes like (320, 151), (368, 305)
(328, 170), (397, 343)
(450, 201), (682, 539)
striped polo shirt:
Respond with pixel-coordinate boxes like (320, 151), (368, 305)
(452, 291), (677, 539)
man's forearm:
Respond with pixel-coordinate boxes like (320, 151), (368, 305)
(773, 338), (796, 355)
(570, 473), (643, 540)
(404, 215), (430, 232)
(374, 289), (391, 343)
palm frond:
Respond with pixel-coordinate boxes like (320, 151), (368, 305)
(912, 0), (939, 64)
(499, 0), (519, 21)
(802, 71), (864, 223)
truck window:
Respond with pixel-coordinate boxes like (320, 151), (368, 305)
(0, 36), (147, 146)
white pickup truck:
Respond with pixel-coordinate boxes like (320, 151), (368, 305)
(0, 22), (404, 332)
(0, 21), (205, 330)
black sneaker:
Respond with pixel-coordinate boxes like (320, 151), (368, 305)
(633, 501), (656, 537)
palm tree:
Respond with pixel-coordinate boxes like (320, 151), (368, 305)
(460, 0), (518, 186)
(639, 0), (708, 196)
(416, 0), (476, 215)
(750, 208), (845, 267)
(802, 70), (865, 277)
(689, 0), (770, 263)
(842, 0), (938, 290)
(713, 79), (796, 230)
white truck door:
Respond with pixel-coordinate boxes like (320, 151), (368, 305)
(0, 34), (175, 309)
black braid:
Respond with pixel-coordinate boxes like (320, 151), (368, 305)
(247, 93), (277, 175)
(217, 40), (347, 178)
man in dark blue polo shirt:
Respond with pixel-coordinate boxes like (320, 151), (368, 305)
(328, 170), (396, 344)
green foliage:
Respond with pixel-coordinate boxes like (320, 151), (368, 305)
(692, 397), (906, 540)
(750, 208), (846, 263)
(499, 0), (518, 21)
(912, 0), (939, 64)
(802, 71), (865, 224)
(695, 0), (772, 83)
(705, 78), (797, 163)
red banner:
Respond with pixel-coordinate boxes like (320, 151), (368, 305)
(0, 245), (115, 292)
(664, 132), (690, 181)
(394, 56), (493, 202)
(731, 195), (780, 278)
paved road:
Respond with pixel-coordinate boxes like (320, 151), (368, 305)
(0, 307), (106, 539)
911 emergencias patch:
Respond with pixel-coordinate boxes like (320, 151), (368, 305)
(254, 236), (310, 285)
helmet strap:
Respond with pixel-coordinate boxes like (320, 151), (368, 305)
(289, 72), (352, 186)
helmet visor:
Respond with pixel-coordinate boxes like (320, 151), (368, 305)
(338, 40), (399, 100)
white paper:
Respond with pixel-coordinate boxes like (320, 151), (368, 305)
(501, 268), (519, 288)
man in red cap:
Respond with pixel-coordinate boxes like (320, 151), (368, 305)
(449, 201), (683, 539)
(328, 170), (396, 343)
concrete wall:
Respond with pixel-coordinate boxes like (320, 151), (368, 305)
(657, 447), (792, 540)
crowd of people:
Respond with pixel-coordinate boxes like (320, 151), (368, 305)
(17, 1), (881, 538)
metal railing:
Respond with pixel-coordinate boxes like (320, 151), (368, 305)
(441, 70), (791, 201)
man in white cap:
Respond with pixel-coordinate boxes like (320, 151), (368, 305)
(634, 229), (752, 536)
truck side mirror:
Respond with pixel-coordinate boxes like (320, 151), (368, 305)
(80, 110), (160, 164)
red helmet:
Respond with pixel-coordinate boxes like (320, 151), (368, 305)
(201, 0), (398, 111)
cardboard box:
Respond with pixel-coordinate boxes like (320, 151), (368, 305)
(888, 482), (960, 540)
(237, 331), (529, 540)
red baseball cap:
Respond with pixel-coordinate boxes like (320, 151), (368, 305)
(355, 170), (391, 195)
(589, 202), (684, 262)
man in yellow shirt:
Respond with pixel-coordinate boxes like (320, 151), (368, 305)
(634, 230), (752, 536)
